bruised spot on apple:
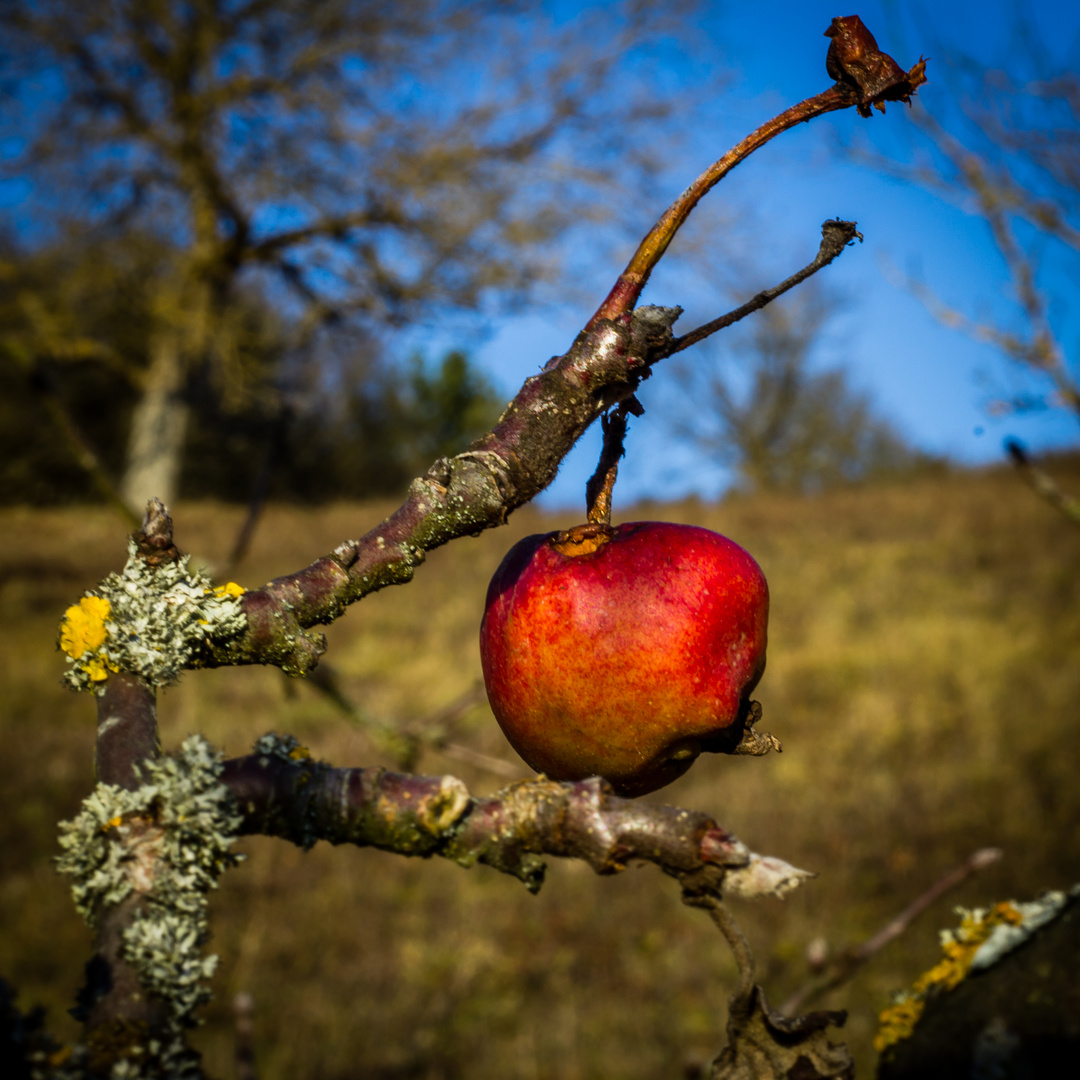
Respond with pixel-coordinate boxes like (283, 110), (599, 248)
(480, 521), (769, 797)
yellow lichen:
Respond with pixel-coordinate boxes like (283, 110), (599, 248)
(874, 996), (924, 1053)
(59, 596), (112, 659)
(289, 744), (311, 761)
(102, 816), (123, 832)
(212, 582), (245, 598)
(913, 902), (1022, 996)
(875, 901), (1024, 1055)
(84, 656), (112, 682)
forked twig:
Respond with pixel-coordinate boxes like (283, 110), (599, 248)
(587, 90), (856, 329)
(587, 14), (925, 330)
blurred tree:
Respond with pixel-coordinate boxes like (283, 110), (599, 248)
(0, 235), (501, 505)
(900, 77), (1080, 423)
(666, 288), (928, 494)
(262, 345), (503, 503)
(0, 0), (693, 509)
(0, 230), (285, 508)
(856, 23), (1080, 432)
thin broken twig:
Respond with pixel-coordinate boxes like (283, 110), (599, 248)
(779, 847), (1003, 1016)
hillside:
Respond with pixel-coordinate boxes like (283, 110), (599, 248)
(2, 460), (1078, 1078)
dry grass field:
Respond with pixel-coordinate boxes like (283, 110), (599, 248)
(2, 460), (1079, 1078)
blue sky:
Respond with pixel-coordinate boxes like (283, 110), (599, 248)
(469, 0), (1080, 508)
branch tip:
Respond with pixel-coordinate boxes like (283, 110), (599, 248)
(134, 498), (180, 565)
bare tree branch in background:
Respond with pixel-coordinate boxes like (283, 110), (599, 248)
(780, 847), (1003, 1018)
(1005, 438), (1080, 525)
(858, 26), (1080, 519)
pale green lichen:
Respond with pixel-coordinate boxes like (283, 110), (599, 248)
(57, 736), (243, 1046)
(252, 732), (312, 765)
(59, 541), (247, 695)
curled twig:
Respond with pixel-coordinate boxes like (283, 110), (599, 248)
(683, 892), (853, 1079)
(684, 892), (756, 1009)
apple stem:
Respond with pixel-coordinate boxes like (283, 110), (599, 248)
(586, 398), (642, 525)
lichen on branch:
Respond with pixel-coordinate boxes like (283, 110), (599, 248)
(57, 737), (243, 1073)
(58, 539), (247, 694)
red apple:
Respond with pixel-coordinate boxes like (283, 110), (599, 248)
(480, 521), (769, 796)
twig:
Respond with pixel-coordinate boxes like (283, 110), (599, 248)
(437, 741), (526, 780)
(666, 220), (863, 357)
(778, 847), (1003, 1016)
(586, 88), (857, 329)
(1005, 439), (1080, 527)
(679, 892), (854, 1080)
(301, 669), (518, 779)
(684, 892), (756, 1011)
(586, 16), (925, 331)
(224, 403), (292, 577)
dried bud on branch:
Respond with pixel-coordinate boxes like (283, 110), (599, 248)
(825, 15), (927, 118)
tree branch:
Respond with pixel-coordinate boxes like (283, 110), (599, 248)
(198, 303), (684, 675)
(173, 24), (927, 677)
(666, 220), (863, 357)
(586, 86), (858, 330)
(222, 747), (789, 897)
(75, 502), (191, 1067)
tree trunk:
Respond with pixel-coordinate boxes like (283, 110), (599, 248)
(121, 331), (189, 512)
